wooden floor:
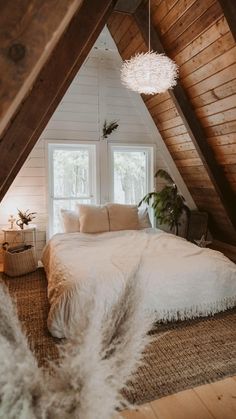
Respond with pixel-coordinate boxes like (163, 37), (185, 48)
(118, 376), (236, 419)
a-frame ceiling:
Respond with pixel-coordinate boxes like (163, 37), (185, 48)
(0, 0), (236, 245)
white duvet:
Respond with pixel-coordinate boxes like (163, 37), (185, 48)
(42, 228), (236, 338)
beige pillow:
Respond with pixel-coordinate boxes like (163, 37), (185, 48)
(61, 209), (80, 233)
(78, 204), (109, 233)
(106, 203), (139, 231)
(138, 207), (152, 229)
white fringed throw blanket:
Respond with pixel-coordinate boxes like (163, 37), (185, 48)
(42, 228), (236, 338)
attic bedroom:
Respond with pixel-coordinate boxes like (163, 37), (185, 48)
(0, 1), (235, 418)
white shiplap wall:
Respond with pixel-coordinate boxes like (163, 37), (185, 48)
(0, 28), (194, 261)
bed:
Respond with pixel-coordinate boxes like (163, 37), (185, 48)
(42, 228), (236, 338)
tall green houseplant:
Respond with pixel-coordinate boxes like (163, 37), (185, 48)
(139, 169), (189, 235)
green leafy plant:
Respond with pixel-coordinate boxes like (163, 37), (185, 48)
(102, 120), (119, 139)
(139, 169), (189, 235)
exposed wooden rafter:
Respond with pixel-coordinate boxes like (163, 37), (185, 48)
(114, 0), (144, 14)
(218, 0), (236, 42)
(0, 0), (83, 138)
(134, 3), (236, 232)
(0, 0), (116, 202)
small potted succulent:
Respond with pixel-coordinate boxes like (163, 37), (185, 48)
(16, 209), (36, 229)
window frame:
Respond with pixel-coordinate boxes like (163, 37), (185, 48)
(47, 141), (99, 237)
(108, 143), (155, 204)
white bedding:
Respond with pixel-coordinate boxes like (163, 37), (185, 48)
(42, 228), (236, 338)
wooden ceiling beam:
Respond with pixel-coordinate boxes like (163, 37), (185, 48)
(0, 0), (116, 202)
(218, 0), (236, 42)
(0, 0), (83, 139)
(114, 0), (144, 14)
(134, 3), (236, 231)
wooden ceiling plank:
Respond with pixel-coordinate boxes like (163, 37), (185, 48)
(0, 0), (116, 202)
(218, 0), (236, 42)
(134, 3), (236, 231)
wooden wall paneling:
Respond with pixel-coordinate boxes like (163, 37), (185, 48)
(133, 3), (236, 240)
(156, 116), (183, 130)
(163, 0), (216, 47)
(163, 1), (223, 55)
(110, 14), (133, 44)
(188, 64), (236, 98)
(214, 144), (236, 156)
(205, 121), (236, 136)
(157, 124), (188, 138)
(0, 0), (116, 202)
(179, 31), (234, 79)
(122, 39), (147, 60)
(159, 0), (197, 35)
(181, 46), (236, 88)
(174, 15), (230, 64)
(105, 9), (124, 35)
(185, 179), (213, 189)
(171, 149), (200, 161)
(207, 134), (236, 146)
(152, 1), (170, 26)
(192, 78), (236, 108)
(165, 133), (193, 146)
(218, 0), (236, 42)
(143, 91), (171, 107)
(200, 108), (236, 128)
(196, 95), (236, 118)
(175, 158), (203, 167)
(118, 18), (141, 53)
(168, 142), (197, 153)
(153, 107), (179, 122)
(149, 98), (175, 115)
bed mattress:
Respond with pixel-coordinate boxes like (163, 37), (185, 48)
(42, 228), (236, 338)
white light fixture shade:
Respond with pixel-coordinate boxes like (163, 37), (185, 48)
(121, 51), (179, 95)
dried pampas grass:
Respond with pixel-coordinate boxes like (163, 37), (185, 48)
(0, 273), (154, 419)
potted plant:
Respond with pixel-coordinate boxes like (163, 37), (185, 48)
(139, 169), (189, 236)
(16, 209), (36, 229)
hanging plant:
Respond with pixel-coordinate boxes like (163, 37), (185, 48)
(102, 120), (119, 139)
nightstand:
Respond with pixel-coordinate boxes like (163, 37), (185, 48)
(2, 224), (37, 261)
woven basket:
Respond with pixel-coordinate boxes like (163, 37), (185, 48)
(3, 245), (37, 277)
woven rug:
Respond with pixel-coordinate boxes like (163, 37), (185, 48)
(2, 268), (236, 404)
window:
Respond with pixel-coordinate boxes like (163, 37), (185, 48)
(48, 144), (97, 235)
(110, 145), (154, 205)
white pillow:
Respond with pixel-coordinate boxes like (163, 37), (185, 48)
(106, 203), (139, 231)
(61, 209), (80, 233)
(138, 207), (152, 229)
(78, 204), (109, 234)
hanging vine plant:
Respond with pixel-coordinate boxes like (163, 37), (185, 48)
(102, 120), (119, 139)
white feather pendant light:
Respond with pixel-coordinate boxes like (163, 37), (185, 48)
(121, 51), (178, 94)
(120, 1), (178, 95)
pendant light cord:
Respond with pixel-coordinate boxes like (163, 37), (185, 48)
(149, 0), (151, 52)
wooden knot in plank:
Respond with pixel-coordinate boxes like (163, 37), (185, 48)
(8, 43), (26, 62)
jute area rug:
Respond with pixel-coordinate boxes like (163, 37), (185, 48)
(2, 268), (236, 404)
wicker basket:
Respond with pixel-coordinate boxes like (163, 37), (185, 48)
(3, 244), (37, 277)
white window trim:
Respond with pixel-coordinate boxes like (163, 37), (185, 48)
(108, 143), (155, 203)
(46, 140), (100, 238)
